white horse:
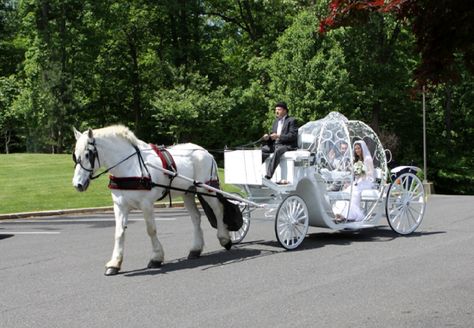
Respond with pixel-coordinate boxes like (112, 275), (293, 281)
(72, 125), (231, 276)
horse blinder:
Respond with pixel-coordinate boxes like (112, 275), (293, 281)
(72, 141), (99, 175)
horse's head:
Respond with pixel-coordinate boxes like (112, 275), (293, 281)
(72, 127), (99, 192)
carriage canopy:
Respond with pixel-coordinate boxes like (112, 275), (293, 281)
(298, 112), (388, 176)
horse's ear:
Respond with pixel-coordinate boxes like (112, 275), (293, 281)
(73, 127), (82, 140)
(87, 128), (93, 139)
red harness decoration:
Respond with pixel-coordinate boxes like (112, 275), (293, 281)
(149, 144), (177, 176)
(108, 144), (176, 190)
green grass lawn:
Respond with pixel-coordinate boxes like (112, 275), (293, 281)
(0, 153), (239, 215)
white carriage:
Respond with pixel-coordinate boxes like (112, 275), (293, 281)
(224, 112), (427, 249)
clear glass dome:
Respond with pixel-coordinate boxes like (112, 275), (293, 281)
(298, 112), (387, 175)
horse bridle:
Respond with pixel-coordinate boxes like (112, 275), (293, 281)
(73, 138), (148, 180)
(73, 139), (101, 179)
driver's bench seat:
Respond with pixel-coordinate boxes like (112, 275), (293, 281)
(270, 150), (311, 183)
(263, 129), (314, 184)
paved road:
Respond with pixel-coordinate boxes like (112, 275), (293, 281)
(1, 195), (473, 328)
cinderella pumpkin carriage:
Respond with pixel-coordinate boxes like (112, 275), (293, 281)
(224, 112), (427, 249)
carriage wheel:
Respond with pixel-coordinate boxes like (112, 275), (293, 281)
(385, 172), (426, 235)
(275, 195), (309, 250)
(229, 193), (251, 244)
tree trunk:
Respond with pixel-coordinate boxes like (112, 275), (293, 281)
(127, 33), (142, 134)
(4, 130), (10, 154)
(371, 102), (381, 134)
(56, 2), (67, 154)
(444, 85), (452, 144)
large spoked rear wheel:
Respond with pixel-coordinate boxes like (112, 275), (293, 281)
(229, 193), (251, 244)
(386, 172), (426, 235)
(275, 195), (309, 250)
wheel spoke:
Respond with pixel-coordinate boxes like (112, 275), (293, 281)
(407, 207), (420, 226)
(296, 216), (307, 224)
(389, 203), (404, 217)
(407, 182), (420, 199)
(289, 200), (297, 216)
(295, 207), (304, 219)
(283, 226), (291, 242)
(394, 210), (404, 230)
(278, 222), (289, 234)
(410, 191), (424, 202)
(401, 176), (408, 191)
(294, 224), (303, 236)
(408, 204), (422, 216)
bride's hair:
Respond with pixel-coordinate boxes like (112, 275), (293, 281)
(353, 141), (364, 163)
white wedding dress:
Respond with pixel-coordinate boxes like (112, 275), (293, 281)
(333, 141), (375, 222)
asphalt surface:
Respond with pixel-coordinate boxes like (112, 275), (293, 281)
(1, 194), (473, 328)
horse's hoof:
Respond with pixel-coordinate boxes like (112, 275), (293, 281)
(104, 267), (120, 276)
(187, 250), (201, 259)
(224, 241), (232, 250)
(147, 260), (162, 269)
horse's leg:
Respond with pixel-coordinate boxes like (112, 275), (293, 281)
(142, 202), (164, 269)
(206, 195), (232, 250)
(105, 202), (129, 276)
(183, 194), (204, 259)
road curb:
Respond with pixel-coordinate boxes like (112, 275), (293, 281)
(0, 202), (186, 220)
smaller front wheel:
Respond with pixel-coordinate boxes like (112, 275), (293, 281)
(229, 193), (251, 244)
(275, 195), (309, 250)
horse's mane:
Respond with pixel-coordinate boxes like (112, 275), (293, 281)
(93, 125), (139, 145)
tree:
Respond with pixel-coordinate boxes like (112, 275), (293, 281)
(319, 0), (474, 85)
(268, 11), (353, 123)
(424, 62), (474, 194)
(337, 13), (417, 133)
(15, 0), (96, 152)
(151, 69), (233, 149)
(1, 0), (24, 152)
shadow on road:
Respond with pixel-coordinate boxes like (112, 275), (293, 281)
(121, 228), (445, 277)
(122, 242), (280, 277)
(249, 227), (446, 251)
(299, 227), (446, 250)
(0, 233), (14, 240)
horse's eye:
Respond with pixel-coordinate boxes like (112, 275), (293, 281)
(85, 153), (89, 160)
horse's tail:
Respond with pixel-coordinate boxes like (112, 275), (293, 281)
(210, 157), (219, 185)
(197, 153), (243, 232)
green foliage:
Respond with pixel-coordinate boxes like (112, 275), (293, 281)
(435, 156), (474, 195)
(423, 65), (474, 193)
(151, 69), (233, 148)
(0, 1), (473, 194)
(0, 75), (21, 153)
(268, 11), (353, 123)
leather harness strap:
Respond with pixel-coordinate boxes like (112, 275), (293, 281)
(108, 144), (176, 196)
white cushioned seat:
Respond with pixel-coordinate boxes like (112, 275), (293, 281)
(280, 150), (311, 161)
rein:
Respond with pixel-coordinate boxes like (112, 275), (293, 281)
(92, 146), (145, 180)
(73, 140), (145, 180)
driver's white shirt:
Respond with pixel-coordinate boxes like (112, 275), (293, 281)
(277, 115), (287, 136)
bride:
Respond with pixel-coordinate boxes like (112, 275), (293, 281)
(333, 140), (375, 222)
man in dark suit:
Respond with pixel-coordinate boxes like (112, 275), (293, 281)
(262, 102), (298, 180)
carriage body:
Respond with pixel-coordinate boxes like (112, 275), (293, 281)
(225, 112), (426, 249)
